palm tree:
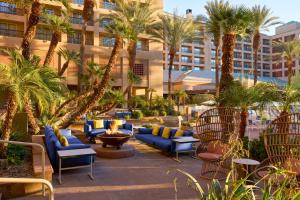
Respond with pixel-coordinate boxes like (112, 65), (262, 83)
(146, 88), (156, 109)
(274, 39), (300, 85)
(151, 11), (196, 99)
(174, 90), (188, 112)
(205, 0), (230, 97)
(53, 0), (132, 128)
(0, 49), (65, 158)
(21, 0), (69, 60)
(78, 0), (95, 92)
(58, 48), (80, 76)
(111, 0), (157, 103)
(218, 4), (252, 94)
(43, 14), (73, 66)
(251, 5), (279, 85)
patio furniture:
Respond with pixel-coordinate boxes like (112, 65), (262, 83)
(57, 148), (96, 184)
(172, 137), (199, 162)
(257, 112), (300, 182)
(98, 133), (131, 149)
(135, 127), (194, 154)
(84, 120), (133, 143)
(195, 107), (241, 180)
(44, 126), (93, 170)
(233, 158), (260, 180)
(115, 111), (132, 119)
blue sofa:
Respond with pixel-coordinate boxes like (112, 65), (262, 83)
(84, 120), (133, 142)
(44, 126), (93, 170)
(115, 111), (132, 119)
(135, 127), (194, 154)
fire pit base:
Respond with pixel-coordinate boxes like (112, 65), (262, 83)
(94, 144), (135, 159)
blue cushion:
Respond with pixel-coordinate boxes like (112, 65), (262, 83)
(183, 130), (194, 137)
(86, 120), (94, 129)
(118, 129), (132, 135)
(90, 128), (107, 136)
(104, 120), (112, 129)
(84, 124), (92, 134)
(158, 127), (164, 136)
(123, 123), (132, 131)
(138, 128), (152, 134)
(169, 129), (178, 139)
(135, 134), (156, 145)
(60, 129), (72, 137)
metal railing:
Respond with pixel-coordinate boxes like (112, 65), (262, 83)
(0, 178), (54, 200)
(0, 140), (46, 196)
(35, 32), (52, 41)
(0, 4), (23, 16)
(70, 16), (94, 26)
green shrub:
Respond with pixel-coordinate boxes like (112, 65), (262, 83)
(243, 136), (267, 162)
(161, 110), (167, 116)
(132, 110), (144, 119)
(7, 144), (26, 165)
(142, 124), (152, 128)
(189, 94), (214, 105)
(151, 110), (159, 116)
(124, 115), (131, 120)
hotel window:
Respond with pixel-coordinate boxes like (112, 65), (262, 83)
(133, 64), (144, 76)
(181, 66), (188, 71)
(44, 8), (55, 15)
(181, 46), (190, 53)
(102, 0), (116, 10)
(263, 72), (270, 77)
(181, 56), (190, 63)
(70, 12), (83, 24)
(100, 18), (112, 28)
(73, 0), (84, 5)
(194, 47), (201, 55)
(0, 2), (16, 15)
(36, 28), (52, 41)
(194, 67), (200, 71)
(68, 32), (81, 44)
(194, 57), (201, 64)
(102, 37), (115, 47)
(0, 23), (18, 37)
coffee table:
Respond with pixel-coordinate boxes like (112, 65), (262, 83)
(57, 148), (96, 184)
(172, 137), (200, 162)
(232, 158), (260, 180)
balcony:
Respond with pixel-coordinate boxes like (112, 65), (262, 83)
(0, 28), (23, 37)
(181, 48), (192, 54)
(101, 1), (116, 10)
(0, 4), (23, 16)
(70, 16), (94, 26)
(100, 37), (115, 47)
(35, 32), (52, 41)
(72, 0), (84, 5)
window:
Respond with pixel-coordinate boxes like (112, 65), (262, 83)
(194, 57), (201, 64)
(181, 56), (190, 63)
(133, 64), (144, 76)
(181, 66), (188, 71)
(101, 37), (115, 47)
(263, 72), (270, 77)
(73, 0), (84, 5)
(102, 0), (116, 10)
(36, 28), (52, 41)
(0, 23), (20, 37)
(70, 12), (83, 24)
(194, 67), (200, 71)
(181, 46), (190, 53)
(194, 47), (201, 55)
(0, 2), (16, 15)
(100, 18), (112, 28)
(68, 32), (81, 44)
(44, 8), (55, 15)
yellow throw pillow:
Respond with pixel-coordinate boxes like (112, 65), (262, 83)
(161, 127), (171, 139)
(59, 136), (69, 147)
(152, 126), (160, 136)
(174, 129), (184, 137)
(54, 128), (62, 138)
(114, 120), (123, 127)
(94, 120), (104, 129)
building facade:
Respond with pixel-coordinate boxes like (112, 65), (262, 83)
(0, 0), (164, 96)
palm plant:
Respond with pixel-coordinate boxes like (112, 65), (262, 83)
(20, 0), (70, 60)
(250, 5), (279, 85)
(43, 14), (73, 66)
(146, 88), (156, 109)
(0, 49), (66, 158)
(274, 39), (300, 85)
(174, 90), (188, 113)
(205, 0), (230, 97)
(78, 0), (95, 92)
(53, 0), (131, 128)
(217, 3), (252, 95)
(151, 11), (196, 99)
(111, 0), (157, 103)
(58, 48), (80, 76)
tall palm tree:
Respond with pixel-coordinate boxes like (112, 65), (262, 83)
(0, 49), (65, 158)
(111, 0), (157, 103)
(43, 14), (73, 66)
(205, 0), (230, 97)
(78, 0), (95, 92)
(146, 88), (156, 109)
(218, 4), (252, 94)
(251, 5), (279, 85)
(174, 90), (188, 112)
(151, 11), (196, 99)
(58, 48), (80, 76)
(21, 0), (69, 60)
(53, 1), (132, 128)
(274, 39), (300, 85)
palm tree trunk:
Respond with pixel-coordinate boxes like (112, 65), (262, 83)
(79, 21), (87, 93)
(0, 94), (17, 159)
(44, 31), (61, 66)
(24, 97), (40, 134)
(239, 108), (248, 138)
(168, 48), (176, 100)
(21, 1), (42, 60)
(58, 60), (70, 76)
(220, 33), (236, 96)
(127, 40), (137, 107)
(287, 59), (293, 85)
(214, 37), (221, 97)
(253, 32), (260, 85)
(54, 36), (123, 128)
(149, 91), (153, 109)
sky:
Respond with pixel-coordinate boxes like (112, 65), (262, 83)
(164, 0), (300, 35)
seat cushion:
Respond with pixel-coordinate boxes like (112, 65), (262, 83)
(282, 158), (300, 175)
(198, 152), (222, 161)
(90, 129), (107, 137)
(118, 129), (132, 135)
(151, 137), (172, 151)
(135, 134), (157, 145)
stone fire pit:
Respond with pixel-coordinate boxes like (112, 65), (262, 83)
(98, 133), (131, 149)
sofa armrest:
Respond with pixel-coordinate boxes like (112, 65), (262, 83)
(138, 128), (152, 134)
(57, 144), (91, 151)
(84, 124), (92, 134)
(123, 123), (133, 131)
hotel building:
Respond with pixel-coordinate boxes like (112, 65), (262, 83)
(0, 0), (164, 96)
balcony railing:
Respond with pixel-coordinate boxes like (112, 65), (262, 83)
(70, 16), (93, 26)
(35, 32), (52, 41)
(0, 4), (23, 15)
(0, 29), (23, 37)
(101, 1), (116, 10)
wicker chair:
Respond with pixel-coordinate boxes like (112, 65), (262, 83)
(195, 107), (241, 180)
(257, 112), (300, 182)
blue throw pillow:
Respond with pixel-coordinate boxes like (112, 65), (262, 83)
(60, 129), (72, 137)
